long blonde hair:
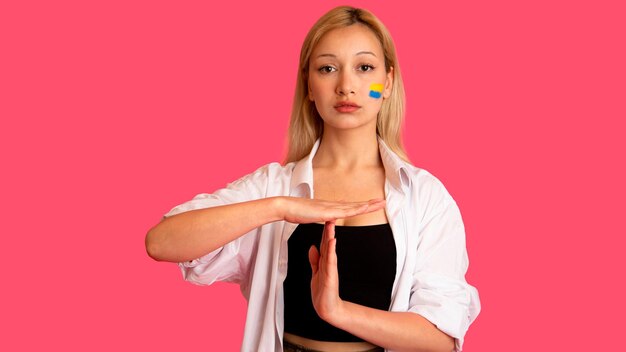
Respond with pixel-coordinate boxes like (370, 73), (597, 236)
(284, 6), (409, 164)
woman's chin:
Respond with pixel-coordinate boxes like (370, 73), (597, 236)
(320, 116), (377, 132)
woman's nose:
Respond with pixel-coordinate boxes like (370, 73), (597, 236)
(336, 70), (355, 96)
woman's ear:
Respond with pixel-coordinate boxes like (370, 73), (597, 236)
(383, 67), (394, 99)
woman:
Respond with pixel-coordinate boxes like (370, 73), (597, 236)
(146, 6), (480, 352)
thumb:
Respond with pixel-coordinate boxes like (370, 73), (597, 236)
(308, 245), (319, 274)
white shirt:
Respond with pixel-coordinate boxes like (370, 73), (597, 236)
(164, 138), (480, 352)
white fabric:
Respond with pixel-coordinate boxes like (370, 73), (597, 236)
(164, 138), (480, 351)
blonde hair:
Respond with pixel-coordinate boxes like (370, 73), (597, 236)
(284, 6), (409, 164)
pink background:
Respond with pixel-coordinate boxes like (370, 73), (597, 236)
(2, 0), (625, 350)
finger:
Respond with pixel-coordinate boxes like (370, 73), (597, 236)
(320, 220), (331, 259)
(327, 237), (337, 268)
(308, 245), (319, 274)
(359, 199), (386, 212)
(368, 198), (386, 205)
(364, 199), (386, 212)
(316, 200), (386, 223)
(337, 200), (386, 218)
(322, 223), (337, 279)
(319, 225), (326, 259)
(325, 220), (335, 241)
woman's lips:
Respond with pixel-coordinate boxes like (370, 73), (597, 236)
(334, 102), (360, 113)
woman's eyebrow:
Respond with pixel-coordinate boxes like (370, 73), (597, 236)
(356, 51), (377, 57)
(315, 51), (377, 59)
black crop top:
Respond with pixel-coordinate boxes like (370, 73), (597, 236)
(283, 222), (397, 342)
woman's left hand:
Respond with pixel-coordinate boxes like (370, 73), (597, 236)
(307, 223), (455, 351)
(308, 220), (344, 324)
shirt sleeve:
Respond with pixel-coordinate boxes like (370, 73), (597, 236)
(407, 183), (481, 351)
(162, 164), (272, 287)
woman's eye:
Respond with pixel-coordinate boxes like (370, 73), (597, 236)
(358, 64), (375, 72)
(319, 66), (336, 74)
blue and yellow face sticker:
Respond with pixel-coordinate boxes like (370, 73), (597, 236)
(369, 83), (384, 99)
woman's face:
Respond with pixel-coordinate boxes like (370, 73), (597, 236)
(308, 24), (393, 132)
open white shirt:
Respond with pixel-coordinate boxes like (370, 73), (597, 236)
(164, 138), (480, 351)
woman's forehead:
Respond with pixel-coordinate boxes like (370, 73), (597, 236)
(312, 24), (383, 60)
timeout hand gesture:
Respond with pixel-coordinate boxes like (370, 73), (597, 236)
(277, 197), (385, 323)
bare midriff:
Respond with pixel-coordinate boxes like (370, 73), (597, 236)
(283, 333), (378, 352)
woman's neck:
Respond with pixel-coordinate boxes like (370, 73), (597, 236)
(313, 128), (382, 170)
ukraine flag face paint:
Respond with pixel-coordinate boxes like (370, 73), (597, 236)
(369, 83), (384, 99)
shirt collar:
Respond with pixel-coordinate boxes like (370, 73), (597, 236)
(377, 137), (411, 193)
(289, 137), (411, 197)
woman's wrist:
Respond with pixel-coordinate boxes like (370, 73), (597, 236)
(321, 299), (349, 327)
(269, 196), (287, 222)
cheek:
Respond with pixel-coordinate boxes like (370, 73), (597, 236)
(367, 82), (385, 100)
(310, 80), (332, 100)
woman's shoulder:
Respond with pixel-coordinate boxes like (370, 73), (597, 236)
(224, 161), (298, 192)
(400, 162), (446, 189)
(238, 161), (297, 181)
(401, 163), (456, 205)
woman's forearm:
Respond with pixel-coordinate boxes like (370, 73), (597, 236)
(330, 301), (455, 352)
(145, 197), (283, 263)
(145, 196), (385, 263)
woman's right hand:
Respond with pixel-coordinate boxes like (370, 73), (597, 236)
(275, 196), (386, 224)
(147, 196), (385, 263)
